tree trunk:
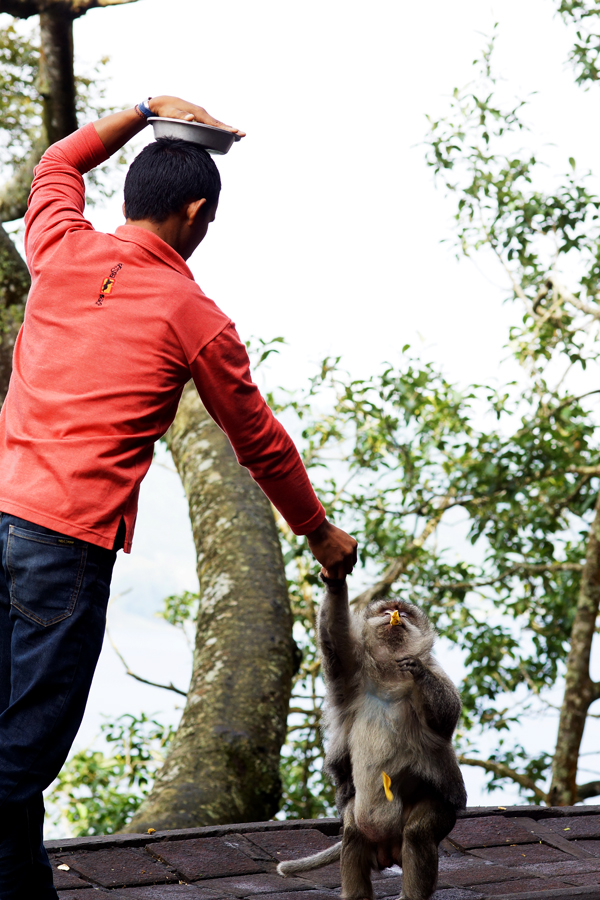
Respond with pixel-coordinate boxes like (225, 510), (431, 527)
(125, 385), (295, 831)
(0, 9), (81, 401)
(549, 490), (600, 805)
(38, 11), (77, 143)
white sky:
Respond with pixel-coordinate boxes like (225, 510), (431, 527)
(9, 0), (599, 823)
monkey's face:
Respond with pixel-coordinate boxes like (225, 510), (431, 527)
(362, 598), (430, 653)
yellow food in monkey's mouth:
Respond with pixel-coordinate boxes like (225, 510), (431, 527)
(382, 771), (393, 801)
(389, 610), (400, 626)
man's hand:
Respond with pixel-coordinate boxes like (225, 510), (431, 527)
(93, 97), (244, 158)
(149, 96), (245, 137)
(306, 518), (358, 580)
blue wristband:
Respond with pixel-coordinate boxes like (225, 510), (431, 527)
(137, 98), (154, 119)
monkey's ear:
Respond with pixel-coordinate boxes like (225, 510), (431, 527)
(320, 572), (347, 591)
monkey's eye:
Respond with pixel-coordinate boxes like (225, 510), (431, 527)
(399, 611), (410, 619)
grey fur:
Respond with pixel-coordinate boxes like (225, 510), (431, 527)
(279, 577), (466, 900)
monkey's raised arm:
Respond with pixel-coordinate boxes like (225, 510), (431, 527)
(397, 657), (462, 739)
(318, 576), (361, 702)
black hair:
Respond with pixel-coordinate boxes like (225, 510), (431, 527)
(123, 137), (221, 223)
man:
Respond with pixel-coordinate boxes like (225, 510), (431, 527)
(0, 96), (357, 898)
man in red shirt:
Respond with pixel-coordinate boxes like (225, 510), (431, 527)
(0, 96), (357, 898)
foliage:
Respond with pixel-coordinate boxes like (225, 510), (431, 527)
(159, 589), (199, 629)
(138, 26), (600, 814)
(46, 713), (174, 836)
(0, 18), (39, 168)
(0, 16), (127, 205)
(43, 5), (600, 830)
(277, 531), (336, 819)
(557, 0), (600, 86)
(273, 25), (600, 811)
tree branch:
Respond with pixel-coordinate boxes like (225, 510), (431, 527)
(532, 280), (550, 312)
(568, 465), (600, 475)
(0, 0), (140, 20)
(106, 626), (187, 697)
(434, 562), (584, 592)
(0, 0), (39, 15)
(576, 780), (600, 802)
(457, 755), (547, 803)
(547, 274), (600, 320)
(550, 390), (600, 418)
(351, 492), (455, 608)
(552, 473), (593, 515)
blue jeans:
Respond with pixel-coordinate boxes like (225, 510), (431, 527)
(0, 513), (117, 899)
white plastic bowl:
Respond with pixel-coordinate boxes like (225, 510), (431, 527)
(148, 117), (242, 155)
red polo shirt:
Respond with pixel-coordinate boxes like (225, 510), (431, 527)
(0, 123), (325, 551)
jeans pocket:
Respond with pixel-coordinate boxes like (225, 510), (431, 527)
(7, 525), (88, 627)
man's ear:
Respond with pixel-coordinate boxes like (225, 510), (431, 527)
(122, 202), (126, 218)
(185, 198), (207, 225)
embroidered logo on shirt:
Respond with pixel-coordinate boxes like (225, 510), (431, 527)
(96, 263), (123, 306)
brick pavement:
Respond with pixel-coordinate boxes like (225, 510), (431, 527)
(45, 805), (600, 899)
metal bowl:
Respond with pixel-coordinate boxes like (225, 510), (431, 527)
(148, 117), (241, 155)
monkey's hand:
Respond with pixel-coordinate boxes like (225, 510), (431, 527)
(307, 518), (358, 579)
(396, 657), (428, 681)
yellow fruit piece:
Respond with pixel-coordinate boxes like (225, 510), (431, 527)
(382, 771), (393, 801)
(390, 611), (400, 626)
(147, 828), (156, 834)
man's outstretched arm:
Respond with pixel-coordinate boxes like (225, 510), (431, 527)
(191, 325), (358, 579)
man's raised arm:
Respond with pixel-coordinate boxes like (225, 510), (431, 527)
(25, 97), (244, 272)
(92, 96), (245, 157)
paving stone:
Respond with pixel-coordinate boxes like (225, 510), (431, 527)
(469, 844), (570, 866)
(116, 887), (225, 898)
(440, 839), (468, 858)
(148, 837), (264, 881)
(439, 859), (523, 886)
(57, 891), (116, 899)
(578, 840), (600, 857)
(522, 859), (600, 877)
(224, 835), (277, 863)
(234, 893), (337, 900)
(543, 816), (600, 840)
(562, 873), (600, 886)
(242, 830), (336, 865)
(293, 863), (340, 888)
(56, 847), (178, 888)
(372, 874), (403, 896)
(448, 817), (538, 850)
(196, 873), (313, 896)
(48, 855), (91, 889)
(432, 890), (485, 900)
(471, 877), (571, 895)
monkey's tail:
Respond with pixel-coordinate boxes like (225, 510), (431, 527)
(277, 841), (342, 876)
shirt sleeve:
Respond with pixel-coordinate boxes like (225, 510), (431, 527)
(190, 323), (326, 535)
(24, 122), (110, 276)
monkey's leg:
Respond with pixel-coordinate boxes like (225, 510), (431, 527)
(399, 796), (455, 900)
(341, 804), (375, 900)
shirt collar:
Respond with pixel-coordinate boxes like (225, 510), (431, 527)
(114, 225), (195, 280)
